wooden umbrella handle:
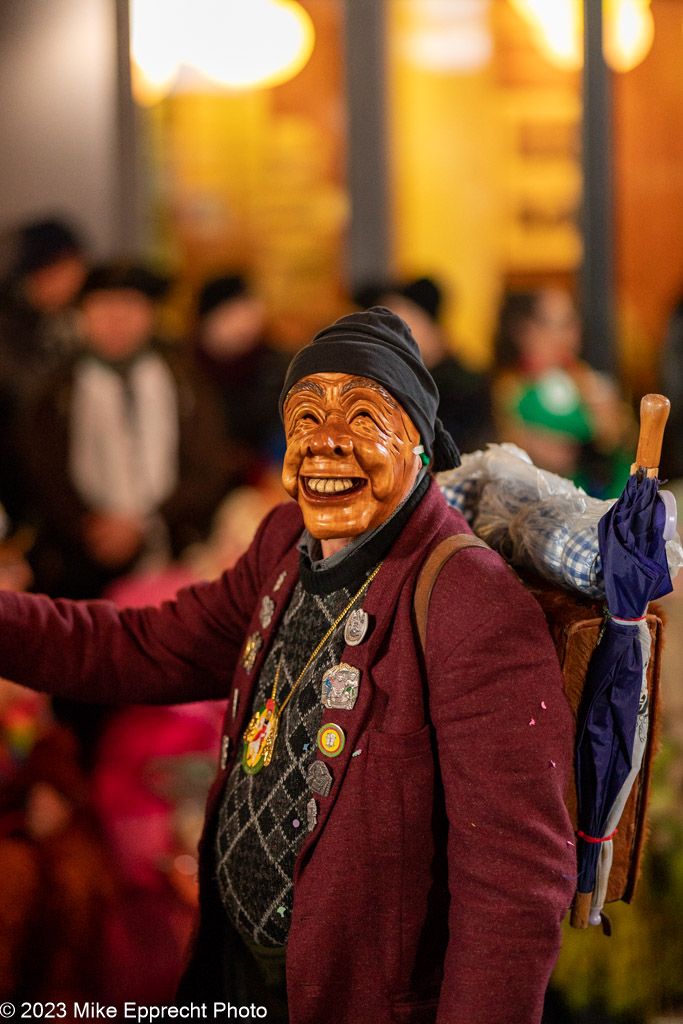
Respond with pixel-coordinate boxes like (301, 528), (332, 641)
(570, 890), (593, 929)
(630, 394), (670, 477)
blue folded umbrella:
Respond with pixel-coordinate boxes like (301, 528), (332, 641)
(575, 475), (672, 905)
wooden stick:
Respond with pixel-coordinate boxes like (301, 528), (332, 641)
(570, 890), (593, 929)
(630, 394), (670, 477)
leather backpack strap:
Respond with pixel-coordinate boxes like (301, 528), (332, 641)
(414, 535), (491, 652)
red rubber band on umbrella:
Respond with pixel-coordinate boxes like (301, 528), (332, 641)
(576, 828), (618, 844)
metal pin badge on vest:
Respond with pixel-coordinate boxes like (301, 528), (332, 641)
(306, 760), (332, 798)
(259, 596), (275, 629)
(344, 608), (369, 646)
(321, 663), (360, 711)
(220, 735), (231, 771)
(241, 632), (262, 672)
(231, 689), (240, 721)
(307, 798), (317, 832)
(317, 723), (345, 758)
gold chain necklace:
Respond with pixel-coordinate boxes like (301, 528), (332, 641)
(241, 562), (382, 774)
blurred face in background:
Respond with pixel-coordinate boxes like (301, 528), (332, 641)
(82, 289), (156, 362)
(26, 782), (74, 840)
(517, 288), (581, 373)
(200, 295), (266, 359)
(24, 253), (88, 314)
(378, 295), (445, 369)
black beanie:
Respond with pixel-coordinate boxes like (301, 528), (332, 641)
(279, 306), (460, 471)
(198, 273), (248, 318)
(79, 263), (171, 302)
(15, 218), (84, 277)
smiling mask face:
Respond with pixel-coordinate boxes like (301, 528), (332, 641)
(282, 372), (421, 541)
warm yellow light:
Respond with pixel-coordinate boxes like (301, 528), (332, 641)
(130, 0), (315, 103)
(510, 0), (654, 74)
(186, 0), (315, 90)
(396, 0), (493, 74)
(130, 0), (183, 104)
(603, 0), (654, 73)
(510, 0), (583, 71)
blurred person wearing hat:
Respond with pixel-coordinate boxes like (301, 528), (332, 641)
(0, 216), (88, 371)
(24, 263), (231, 599)
(0, 307), (574, 1022)
(193, 273), (290, 475)
(354, 275), (495, 453)
(0, 217), (89, 524)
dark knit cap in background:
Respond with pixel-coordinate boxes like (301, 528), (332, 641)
(279, 306), (460, 472)
(79, 263), (171, 302)
(353, 275), (443, 323)
(15, 217), (84, 278)
(197, 272), (249, 318)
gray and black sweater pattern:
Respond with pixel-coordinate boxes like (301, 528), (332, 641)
(214, 576), (368, 947)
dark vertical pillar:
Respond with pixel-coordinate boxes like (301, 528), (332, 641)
(344, 0), (390, 291)
(581, 0), (614, 373)
(114, 0), (143, 255)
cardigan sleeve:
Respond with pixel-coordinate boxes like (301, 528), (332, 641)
(0, 502), (300, 706)
(426, 547), (577, 1024)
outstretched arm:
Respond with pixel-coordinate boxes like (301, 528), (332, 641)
(0, 502), (299, 707)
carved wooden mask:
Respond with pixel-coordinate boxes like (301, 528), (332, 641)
(282, 372), (421, 541)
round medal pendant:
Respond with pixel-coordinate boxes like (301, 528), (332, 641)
(242, 699), (280, 774)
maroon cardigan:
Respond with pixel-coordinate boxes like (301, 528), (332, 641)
(0, 482), (576, 1023)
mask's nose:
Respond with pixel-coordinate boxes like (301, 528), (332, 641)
(305, 414), (353, 458)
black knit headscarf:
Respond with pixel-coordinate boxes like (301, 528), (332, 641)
(279, 307), (460, 472)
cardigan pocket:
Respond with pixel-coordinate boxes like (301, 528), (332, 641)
(367, 721), (433, 759)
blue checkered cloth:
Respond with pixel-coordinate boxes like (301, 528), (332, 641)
(561, 525), (604, 597)
(439, 474), (605, 598)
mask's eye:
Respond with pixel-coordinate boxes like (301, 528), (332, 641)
(350, 408), (377, 425)
(294, 410), (320, 426)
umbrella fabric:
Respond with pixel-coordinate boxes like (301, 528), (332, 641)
(575, 620), (648, 895)
(575, 475), (672, 901)
(598, 475), (672, 618)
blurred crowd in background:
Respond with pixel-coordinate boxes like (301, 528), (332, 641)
(0, 213), (682, 1022)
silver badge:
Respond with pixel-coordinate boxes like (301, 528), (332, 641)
(321, 663), (360, 711)
(260, 595), (275, 629)
(306, 760), (332, 798)
(273, 570), (287, 592)
(231, 689), (240, 720)
(344, 609), (369, 646)
(241, 632), (262, 673)
(220, 735), (231, 771)
(307, 798), (317, 832)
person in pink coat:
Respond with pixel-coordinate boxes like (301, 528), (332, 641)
(0, 308), (575, 1023)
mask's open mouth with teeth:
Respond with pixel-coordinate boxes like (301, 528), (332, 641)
(302, 476), (367, 499)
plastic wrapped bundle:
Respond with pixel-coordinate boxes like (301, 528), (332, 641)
(437, 444), (683, 598)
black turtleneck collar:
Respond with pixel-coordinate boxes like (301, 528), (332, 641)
(298, 471), (430, 595)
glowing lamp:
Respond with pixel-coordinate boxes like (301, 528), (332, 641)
(509, 0), (654, 74)
(130, 0), (315, 103)
(510, 0), (582, 71)
(603, 0), (654, 73)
